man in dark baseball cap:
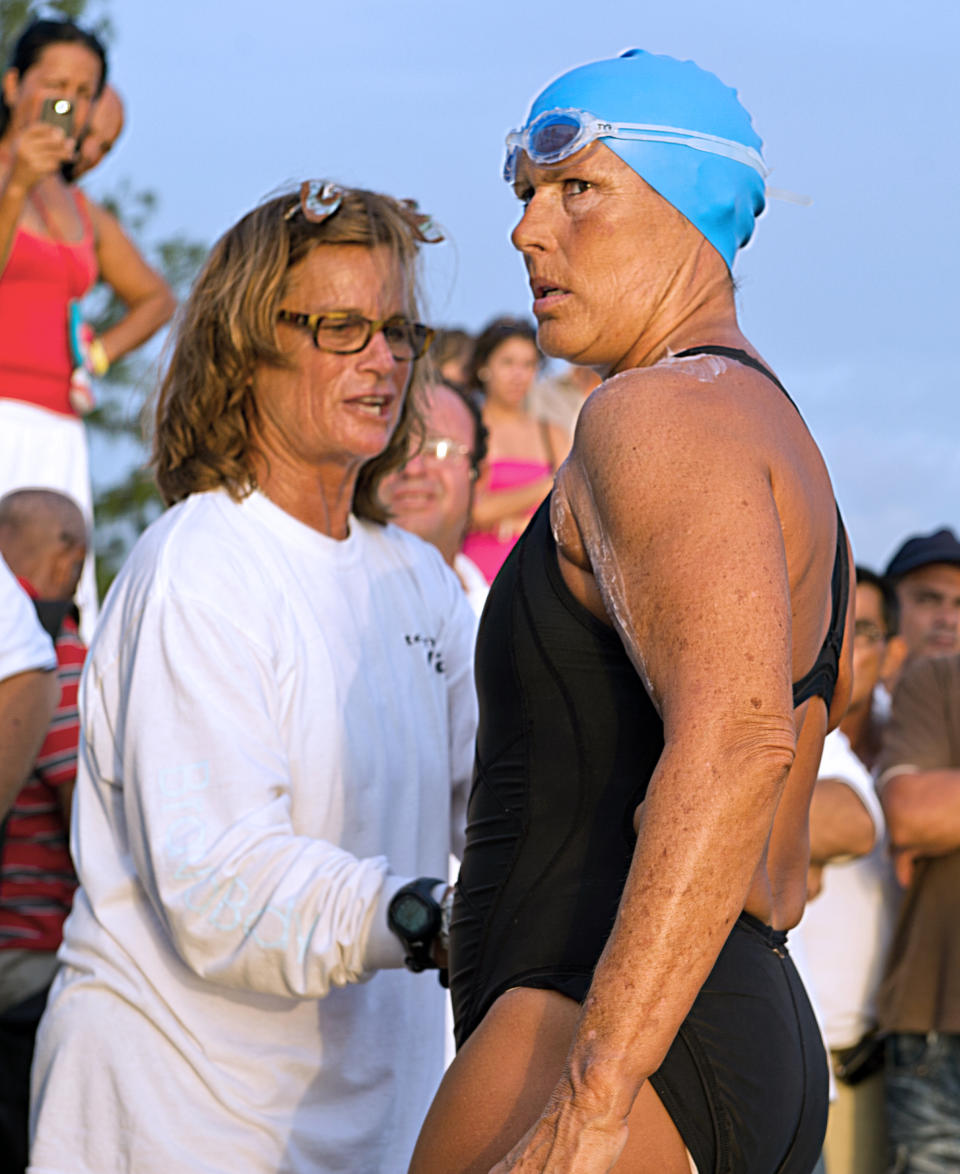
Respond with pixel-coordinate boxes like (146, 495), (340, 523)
(884, 526), (960, 661)
(877, 530), (960, 1170)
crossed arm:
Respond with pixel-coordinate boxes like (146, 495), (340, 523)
(879, 658), (960, 863)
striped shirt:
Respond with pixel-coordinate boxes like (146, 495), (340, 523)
(0, 606), (85, 952)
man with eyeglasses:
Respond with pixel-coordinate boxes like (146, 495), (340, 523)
(792, 568), (901, 1174)
(378, 380), (490, 617)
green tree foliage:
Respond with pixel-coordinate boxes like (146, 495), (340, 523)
(0, 0), (111, 62)
(1, 0), (206, 596)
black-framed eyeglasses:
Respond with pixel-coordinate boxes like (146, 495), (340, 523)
(277, 309), (434, 361)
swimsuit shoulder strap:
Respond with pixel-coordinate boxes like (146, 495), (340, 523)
(672, 344), (802, 417)
(673, 344), (848, 709)
(791, 508), (849, 709)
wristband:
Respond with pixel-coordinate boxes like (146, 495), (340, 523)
(87, 337), (110, 377)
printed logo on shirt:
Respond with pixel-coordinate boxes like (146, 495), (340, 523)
(404, 633), (445, 674)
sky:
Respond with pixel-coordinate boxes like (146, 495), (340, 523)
(84, 0), (960, 569)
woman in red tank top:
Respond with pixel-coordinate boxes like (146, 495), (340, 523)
(0, 19), (175, 632)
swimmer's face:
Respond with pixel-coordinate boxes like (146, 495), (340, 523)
(510, 143), (708, 374)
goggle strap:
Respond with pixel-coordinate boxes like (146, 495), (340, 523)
(600, 123), (767, 176)
(504, 111), (768, 181)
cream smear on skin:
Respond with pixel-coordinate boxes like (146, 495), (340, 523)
(549, 353), (733, 712)
(659, 351), (730, 382)
(551, 473), (662, 714)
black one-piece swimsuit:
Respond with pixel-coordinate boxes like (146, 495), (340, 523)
(449, 347), (849, 1174)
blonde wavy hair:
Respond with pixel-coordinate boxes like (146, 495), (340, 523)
(152, 184), (435, 522)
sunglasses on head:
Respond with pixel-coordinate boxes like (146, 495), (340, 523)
(284, 180), (445, 244)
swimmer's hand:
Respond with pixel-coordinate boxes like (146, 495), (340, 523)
(431, 938), (449, 972)
(488, 1080), (628, 1173)
(430, 884), (454, 974)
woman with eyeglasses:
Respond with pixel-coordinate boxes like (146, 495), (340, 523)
(28, 182), (478, 1173)
(412, 51), (853, 1174)
(460, 316), (570, 585)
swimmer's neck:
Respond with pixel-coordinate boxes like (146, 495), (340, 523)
(605, 259), (745, 377)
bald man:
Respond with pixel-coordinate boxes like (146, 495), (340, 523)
(0, 488), (85, 821)
(0, 490), (88, 1173)
(72, 84), (124, 180)
(0, 490), (87, 605)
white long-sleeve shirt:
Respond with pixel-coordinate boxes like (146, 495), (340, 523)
(30, 489), (477, 1174)
(791, 728), (897, 1050)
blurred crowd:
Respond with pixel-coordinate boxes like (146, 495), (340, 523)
(1, 15), (959, 1174)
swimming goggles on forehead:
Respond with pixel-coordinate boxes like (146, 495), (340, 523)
(503, 108), (769, 184)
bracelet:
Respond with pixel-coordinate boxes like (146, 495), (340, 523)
(87, 337), (110, 377)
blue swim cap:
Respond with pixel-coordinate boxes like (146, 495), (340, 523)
(515, 50), (767, 270)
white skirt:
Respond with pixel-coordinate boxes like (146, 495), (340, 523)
(0, 399), (98, 640)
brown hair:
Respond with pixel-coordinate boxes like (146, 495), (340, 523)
(152, 184), (435, 523)
(467, 315), (540, 394)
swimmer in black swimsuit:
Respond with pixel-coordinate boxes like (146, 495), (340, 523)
(412, 51), (853, 1174)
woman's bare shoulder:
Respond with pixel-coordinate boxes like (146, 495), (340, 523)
(573, 360), (764, 477)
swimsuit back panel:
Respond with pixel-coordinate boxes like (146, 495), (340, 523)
(452, 498), (663, 1045)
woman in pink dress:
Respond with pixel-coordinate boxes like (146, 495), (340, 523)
(462, 317), (570, 583)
